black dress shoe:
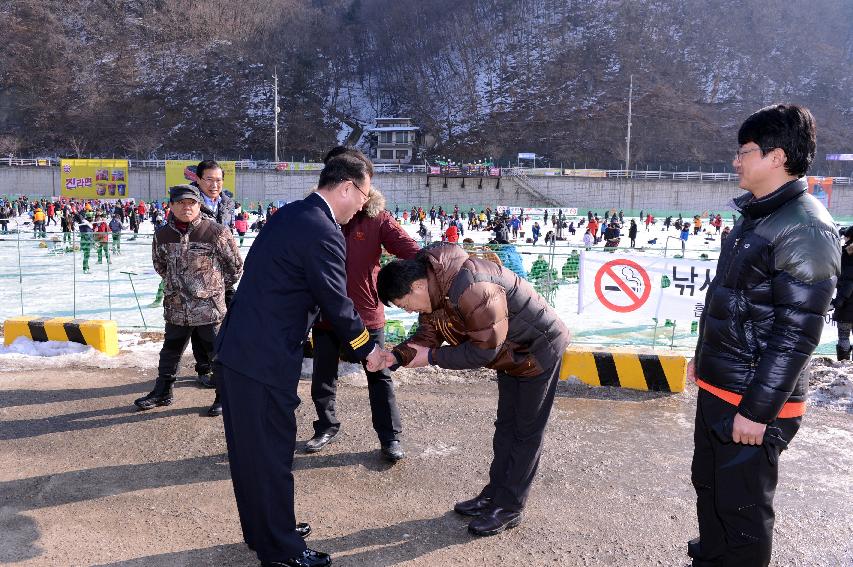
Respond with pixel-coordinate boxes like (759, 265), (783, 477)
(260, 547), (331, 567)
(134, 391), (173, 410)
(467, 506), (523, 536)
(453, 495), (493, 517)
(380, 440), (405, 462)
(296, 522), (311, 538)
(304, 430), (339, 453)
(206, 394), (222, 417)
(687, 537), (701, 559)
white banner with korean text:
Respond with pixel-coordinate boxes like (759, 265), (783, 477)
(578, 252), (717, 321)
(655, 256), (717, 321)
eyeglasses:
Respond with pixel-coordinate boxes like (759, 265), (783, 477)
(733, 147), (762, 162)
(348, 179), (370, 201)
(202, 177), (224, 185)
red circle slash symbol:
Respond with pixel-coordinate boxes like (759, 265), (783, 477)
(593, 259), (651, 313)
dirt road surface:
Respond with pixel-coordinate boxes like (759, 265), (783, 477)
(1, 360), (851, 566)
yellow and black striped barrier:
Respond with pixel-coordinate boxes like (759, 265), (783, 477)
(3, 316), (119, 356)
(560, 348), (687, 393)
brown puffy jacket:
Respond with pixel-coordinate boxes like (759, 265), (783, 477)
(394, 244), (570, 377)
(153, 215), (243, 326)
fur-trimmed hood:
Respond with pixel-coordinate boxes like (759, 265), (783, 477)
(363, 188), (386, 218)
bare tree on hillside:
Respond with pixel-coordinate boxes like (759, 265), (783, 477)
(67, 136), (88, 159)
(0, 135), (21, 157)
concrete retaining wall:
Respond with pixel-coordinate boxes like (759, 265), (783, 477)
(3, 167), (851, 218)
(524, 176), (744, 217)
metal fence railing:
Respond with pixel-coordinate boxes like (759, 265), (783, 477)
(0, 226), (842, 356)
(0, 223), (712, 352)
(1, 157), (847, 184)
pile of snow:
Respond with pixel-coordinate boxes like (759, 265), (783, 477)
(808, 357), (853, 413)
(0, 333), (161, 371)
(299, 359), (366, 383)
(0, 336), (91, 357)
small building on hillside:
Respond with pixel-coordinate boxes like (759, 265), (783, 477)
(366, 118), (420, 164)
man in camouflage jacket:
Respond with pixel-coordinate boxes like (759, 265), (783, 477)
(135, 184), (243, 417)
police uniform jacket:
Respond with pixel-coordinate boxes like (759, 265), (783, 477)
(216, 192), (375, 385)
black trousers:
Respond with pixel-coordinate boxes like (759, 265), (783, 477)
(310, 327), (402, 444)
(190, 332), (212, 376)
(219, 364), (307, 562)
(478, 360), (560, 511)
(691, 389), (801, 567)
(158, 322), (219, 379)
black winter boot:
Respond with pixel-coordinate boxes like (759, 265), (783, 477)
(196, 372), (215, 389)
(134, 377), (175, 410)
(837, 345), (851, 361)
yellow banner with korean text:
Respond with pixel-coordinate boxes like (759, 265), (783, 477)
(165, 160), (237, 199)
(61, 159), (129, 200)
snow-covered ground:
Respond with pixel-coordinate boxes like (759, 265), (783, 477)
(808, 356), (853, 413)
(0, 333), (161, 369)
(0, 208), (842, 356)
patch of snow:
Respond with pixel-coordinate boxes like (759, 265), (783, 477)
(0, 334), (162, 371)
(420, 441), (458, 458)
(808, 357), (853, 413)
(0, 336), (91, 357)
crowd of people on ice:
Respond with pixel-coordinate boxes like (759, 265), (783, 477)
(388, 202), (736, 255)
(2, 191), (742, 268)
(0, 193), (284, 271)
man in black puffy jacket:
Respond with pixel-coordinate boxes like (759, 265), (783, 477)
(686, 105), (840, 567)
(830, 226), (853, 360)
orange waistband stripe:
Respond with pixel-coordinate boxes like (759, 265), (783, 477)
(696, 379), (806, 419)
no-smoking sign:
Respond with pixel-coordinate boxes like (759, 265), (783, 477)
(593, 259), (651, 313)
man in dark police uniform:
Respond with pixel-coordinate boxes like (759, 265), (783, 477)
(215, 150), (388, 567)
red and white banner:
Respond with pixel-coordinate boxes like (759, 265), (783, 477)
(579, 252), (717, 322)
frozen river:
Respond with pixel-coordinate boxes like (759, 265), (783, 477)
(0, 209), (842, 355)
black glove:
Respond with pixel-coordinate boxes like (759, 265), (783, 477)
(224, 287), (236, 309)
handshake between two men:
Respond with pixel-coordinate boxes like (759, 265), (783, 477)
(365, 343), (431, 372)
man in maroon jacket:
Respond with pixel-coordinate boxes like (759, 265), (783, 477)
(305, 147), (421, 462)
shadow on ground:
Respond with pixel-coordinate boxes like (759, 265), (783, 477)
(0, 404), (205, 441)
(0, 376), (210, 410)
(90, 512), (469, 567)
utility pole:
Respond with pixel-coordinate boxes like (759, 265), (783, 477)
(625, 74), (633, 173)
(273, 67), (280, 163)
